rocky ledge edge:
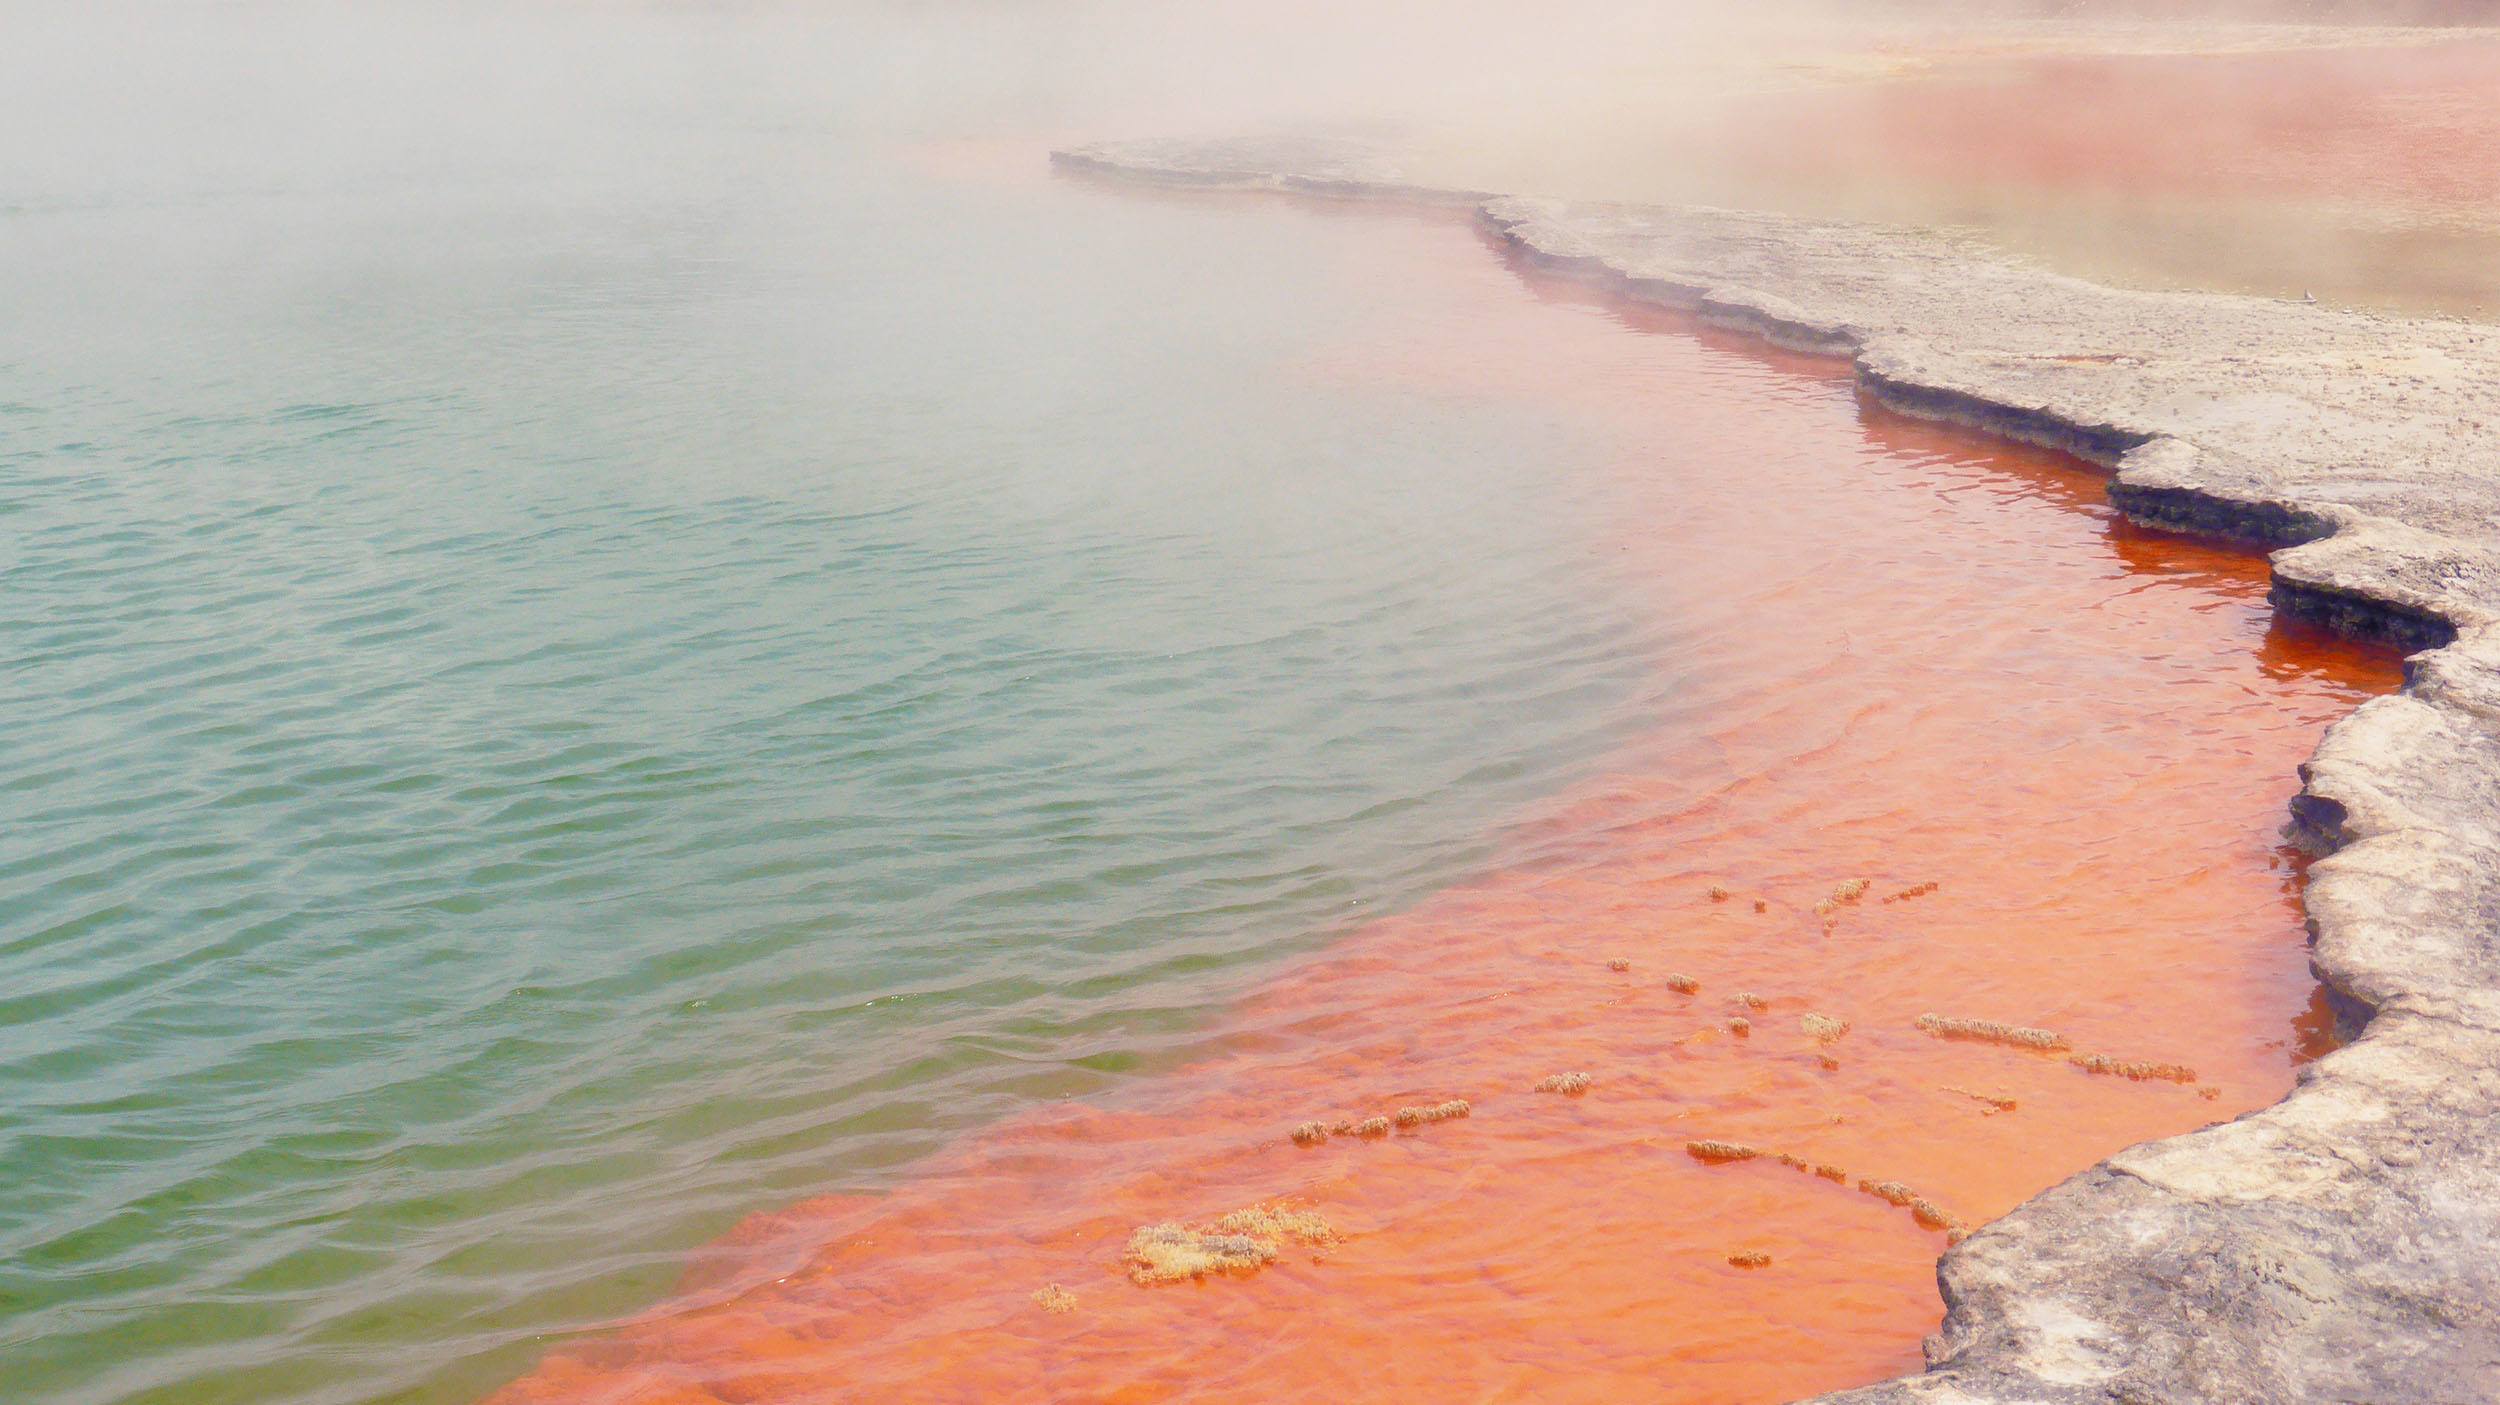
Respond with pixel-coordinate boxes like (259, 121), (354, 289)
(1054, 137), (2500, 1403)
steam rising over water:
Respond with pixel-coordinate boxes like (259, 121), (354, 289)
(0, 9), (1699, 1402)
(0, 2), (2449, 1402)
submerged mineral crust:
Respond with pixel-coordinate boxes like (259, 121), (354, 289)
(1054, 134), (2500, 1404)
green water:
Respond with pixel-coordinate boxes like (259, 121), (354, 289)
(0, 6), (1681, 1402)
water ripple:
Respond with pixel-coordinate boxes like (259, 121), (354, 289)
(0, 124), (1677, 1405)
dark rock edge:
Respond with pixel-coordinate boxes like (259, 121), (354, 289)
(1053, 143), (2500, 1404)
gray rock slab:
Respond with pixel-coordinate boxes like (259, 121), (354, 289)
(1054, 135), (2500, 1405)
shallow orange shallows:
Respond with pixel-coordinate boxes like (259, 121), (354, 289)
(484, 207), (2399, 1405)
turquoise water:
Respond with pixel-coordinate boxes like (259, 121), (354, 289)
(0, 9), (1682, 1402)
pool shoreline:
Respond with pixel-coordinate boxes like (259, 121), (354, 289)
(1052, 136), (2500, 1404)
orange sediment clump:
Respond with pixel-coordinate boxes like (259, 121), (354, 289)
(1032, 1283), (1077, 1314)
(1690, 1140), (1969, 1247)
(1393, 1099), (1471, 1127)
(1915, 1014), (2069, 1051)
(1772, 1152), (1849, 1183)
(1690, 1140), (1848, 1184)
(2070, 1054), (2198, 1084)
(1289, 1105), (1472, 1147)
(1662, 973), (1701, 994)
(1882, 882), (1939, 904)
(1944, 1086), (2018, 1115)
(1124, 1204), (1339, 1286)
(1855, 1179), (1970, 1242)
(1728, 1251), (1773, 1269)
(481, 202), (2399, 1405)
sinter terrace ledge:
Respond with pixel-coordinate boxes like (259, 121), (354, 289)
(1053, 135), (2500, 1405)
